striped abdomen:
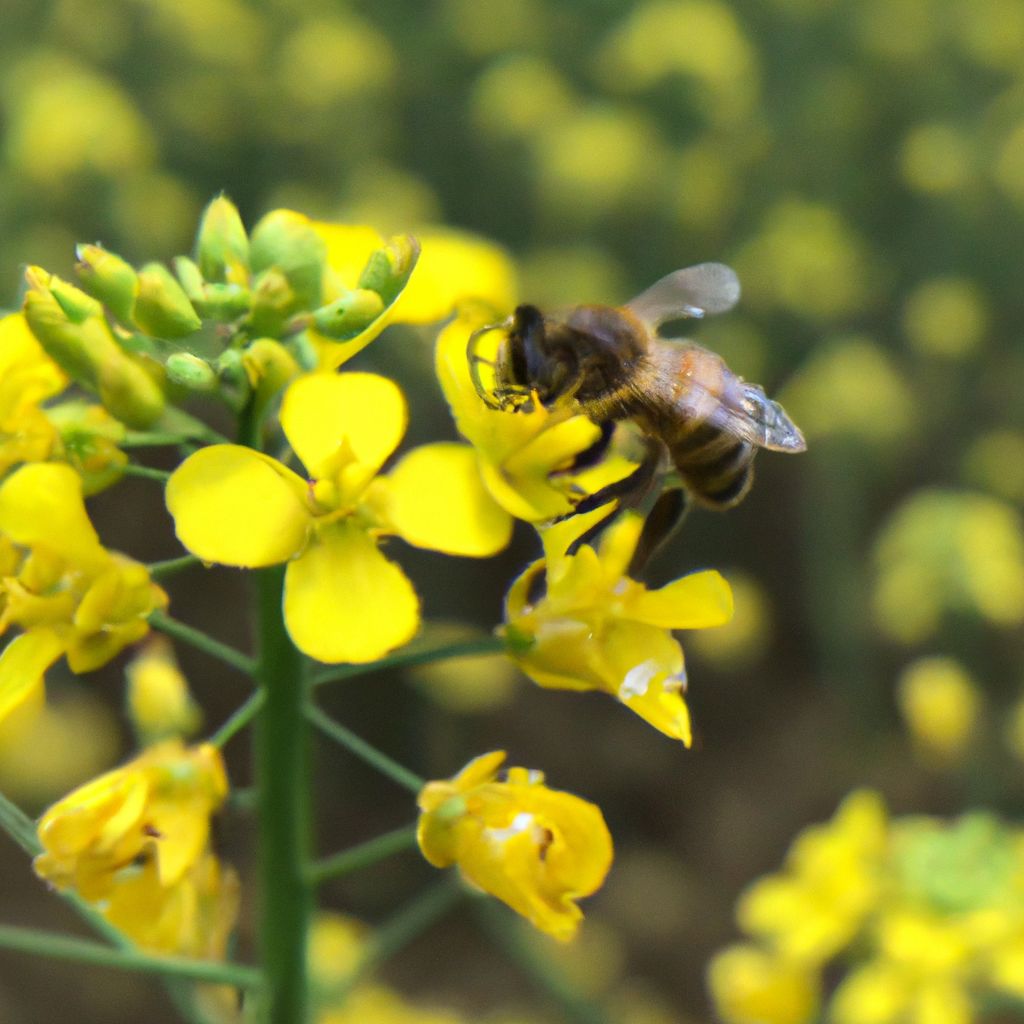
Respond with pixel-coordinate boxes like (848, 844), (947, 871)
(667, 421), (755, 509)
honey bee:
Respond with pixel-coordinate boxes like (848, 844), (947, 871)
(469, 262), (805, 512)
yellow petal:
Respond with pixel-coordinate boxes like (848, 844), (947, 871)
(280, 372), (407, 478)
(316, 224), (386, 289)
(0, 628), (64, 725)
(283, 521), (419, 663)
(0, 463), (106, 570)
(396, 229), (517, 323)
(385, 443), (512, 556)
(630, 569), (735, 628)
(166, 446), (309, 567)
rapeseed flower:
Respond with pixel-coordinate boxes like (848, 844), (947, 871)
(435, 308), (637, 525)
(417, 750), (613, 941)
(0, 462), (167, 724)
(503, 511), (733, 744)
(0, 312), (66, 477)
(710, 795), (1024, 1024)
(167, 371), (508, 663)
(34, 739), (237, 958)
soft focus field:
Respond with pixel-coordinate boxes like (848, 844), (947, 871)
(2, 1), (1024, 1022)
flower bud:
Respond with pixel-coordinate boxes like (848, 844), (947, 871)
(126, 637), (202, 744)
(248, 267), (296, 337)
(249, 209), (325, 311)
(48, 274), (104, 324)
(75, 244), (139, 323)
(47, 400), (128, 495)
(96, 354), (166, 428)
(242, 338), (300, 396)
(133, 262), (203, 338)
(358, 234), (420, 304)
(172, 255), (205, 300)
(196, 195), (250, 285)
(166, 352), (218, 393)
(197, 283), (251, 321)
(216, 347), (252, 409)
(310, 288), (385, 339)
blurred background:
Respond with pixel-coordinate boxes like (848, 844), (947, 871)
(2, 0), (1024, 1020)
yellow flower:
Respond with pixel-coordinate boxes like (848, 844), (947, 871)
(126, 637), (202, 744)
(0, 462), (167, 725)
(503, 511), (733, 744)
(737, 791), (888, 964)
(417, 750), (613, 942)
(166, 371), (508, 664)
(435, 308), (637, 524)
(310, 218), (516, 370)
(707, 944), (820, 1024)
(896, 657), (980, 763)
(102, 847), (240, 960)
(35, 739), (227, 901)
(0, 312), (67, 477)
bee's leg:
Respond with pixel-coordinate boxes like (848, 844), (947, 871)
(552, 420), (616, 475)
(561, 435), (665, 519)
(627, 488), (689, 577)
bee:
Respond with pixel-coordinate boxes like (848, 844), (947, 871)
(469, 262), (805, 513)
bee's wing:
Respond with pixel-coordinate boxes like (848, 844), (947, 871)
(626, 263), (740, 328)
(723, 383), (806, 453)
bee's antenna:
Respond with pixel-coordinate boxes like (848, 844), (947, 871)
(467, 321), (508, 410)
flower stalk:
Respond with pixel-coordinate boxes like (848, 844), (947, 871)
(254, 564), (313, 1024)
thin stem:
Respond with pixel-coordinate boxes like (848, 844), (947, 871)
(255, 565), (312, 1024)
(149, 611), (257, 677)
(0, 923), (262, 988)
(0, 787), (41, 856)
(209, 690), (265, 748)
(311, 636), (506, 688)
(305, 703), (424, 793)
(307, 825), (418, 886)
(331, 880), (462, 1003)
(120, 463), (172, 483)
(473, 900), (612, 1024)
(147, 554), (202, 579)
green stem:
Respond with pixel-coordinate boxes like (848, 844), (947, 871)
(121, 463), (172, 483)
(254, 565), (312, 1024)
(305, 703), (425, 793)
(0, 923), (261, 989)
(0, 787), (40, 856)
(149, 611), (257, 677)
(473, 900), (611, 1024)
(311, 635), (506, 688)
(307, 825), (418, 886)
(209, 690), (265, 748)
(148, 554), (202, 579)
(331, 880), (462, 1003)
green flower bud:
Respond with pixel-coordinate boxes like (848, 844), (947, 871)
(197, 283), (251, 321)
(242, 338), (301, 421)
(97, 354), (166, 429)
(47, 400), (128, 495)
(216, 347), (252, 410)
(248, 267), (296, 337)
(173, 256), (206, 301)
(249, 209), (325, 311)
(196, 195), (250, 284)
(166, 352), (218, 393)
(24, 270), (108, 385)
(47, 273), (104, 324)
(311, 288), (385, 340)
(358, 234), (420, 305)
(75, 244), (139, 323)
(133, 262), (203, 338)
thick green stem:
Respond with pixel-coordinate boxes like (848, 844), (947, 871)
(254, 565), (312, 1024)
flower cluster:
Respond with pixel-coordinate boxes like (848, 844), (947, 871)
(708, 792), (1024, 1024)
(0, 461), (166, 725)
(34, 739), (237, 959)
